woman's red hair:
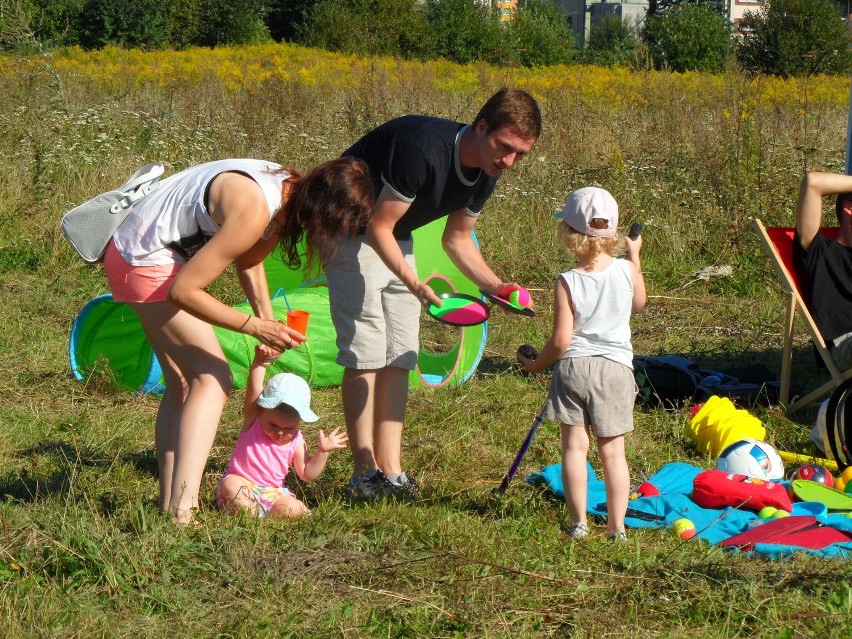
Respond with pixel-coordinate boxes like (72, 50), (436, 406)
(275, 157), (374, 271)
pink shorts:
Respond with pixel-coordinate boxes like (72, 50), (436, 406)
(103, 238), (182, 304)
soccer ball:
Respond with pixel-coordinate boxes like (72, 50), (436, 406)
(791, 464), (835, 487)
(715, 439), (784, 481)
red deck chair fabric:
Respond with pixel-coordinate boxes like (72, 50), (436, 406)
(753, 219), (852, 411)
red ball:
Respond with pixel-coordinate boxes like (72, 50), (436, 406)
(634, 482), (660, 498)
(792, 464), (834, 487)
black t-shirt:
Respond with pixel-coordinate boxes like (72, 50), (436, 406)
(792, 230), (852, 343)
(343, 115), (499, 239)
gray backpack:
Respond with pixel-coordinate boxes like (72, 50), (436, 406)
(61, 162), (164, 262)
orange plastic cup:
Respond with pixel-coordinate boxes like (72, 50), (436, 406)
(286, 310), (310, 336)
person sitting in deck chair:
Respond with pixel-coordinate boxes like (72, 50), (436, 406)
(793, 172), (852, 370)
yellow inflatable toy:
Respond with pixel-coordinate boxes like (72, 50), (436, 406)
(686, 396), (766, 458)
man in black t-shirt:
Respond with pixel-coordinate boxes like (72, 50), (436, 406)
(326, 89), (541, 500)
(792, 172), (852, 371)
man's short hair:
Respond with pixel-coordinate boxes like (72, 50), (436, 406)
(473, 88), (541, 140)
(835, 192), (852, 225)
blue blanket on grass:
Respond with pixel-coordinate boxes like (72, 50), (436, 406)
(527, 461), (852, 559)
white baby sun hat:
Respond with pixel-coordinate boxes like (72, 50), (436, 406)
(257, 373), (319, 422)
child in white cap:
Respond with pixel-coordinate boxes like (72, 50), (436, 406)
(216, 349), (348, 517)
(517, 187), (646, 541)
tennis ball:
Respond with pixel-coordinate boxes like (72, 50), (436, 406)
(508, 287), (531, 308)
(757, 506), (778, 519)
(672, 518), (696, 540)
(771, 509), (790, 519)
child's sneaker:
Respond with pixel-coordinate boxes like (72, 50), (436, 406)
(387, 472), (421, 500)
(565, 522), (590, 540)
(607, 530), (628, 543)
(346, 468), (393, 501)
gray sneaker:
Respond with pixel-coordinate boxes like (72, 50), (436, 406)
(608, 530), (628, 543)
(387, 472), (421, 500)
(346, 469), (393, 501)
(565, 522), (590, 540)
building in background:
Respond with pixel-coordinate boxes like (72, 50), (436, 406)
(553, 1), (778, 44)
(554, 0), (648, 43)
(496, 0), (518, 24)
(727, 0), (764, 29)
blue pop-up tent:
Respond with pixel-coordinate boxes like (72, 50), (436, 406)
(69, 218), (488, 393)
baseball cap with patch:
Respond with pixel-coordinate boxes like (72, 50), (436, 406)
(556, 186), (618, 238)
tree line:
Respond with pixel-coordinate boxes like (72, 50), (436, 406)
(1, 0), (850, 77)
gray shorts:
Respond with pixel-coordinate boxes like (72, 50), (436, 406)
(543, 356), (637, 438)
(325, 235), (421, 370)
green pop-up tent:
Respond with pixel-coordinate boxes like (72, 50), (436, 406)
(69, 218), (489, 393)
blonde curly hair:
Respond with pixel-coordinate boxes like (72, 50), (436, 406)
(557, 221), (625, 267)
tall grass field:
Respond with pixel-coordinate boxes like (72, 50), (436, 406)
(1, 43), (851, 637)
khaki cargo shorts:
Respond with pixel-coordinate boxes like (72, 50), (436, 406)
(325, 236), (421, 370)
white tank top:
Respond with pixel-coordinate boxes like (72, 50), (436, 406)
(562, 258), (634, 368)
(113, 159), (289, 266)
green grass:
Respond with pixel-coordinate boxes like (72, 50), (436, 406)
(1, 47), (851, 637)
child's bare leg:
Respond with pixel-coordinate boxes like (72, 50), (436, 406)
(598, 434), (629, 534)
(560, 424), (590, 524)
(217, 475), (261, 515)
(270, 495), (310, 518)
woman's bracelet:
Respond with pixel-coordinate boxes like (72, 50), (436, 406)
(239, 314), (253, 331)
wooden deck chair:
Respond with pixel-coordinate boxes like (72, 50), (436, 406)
(753, 219), (852, 412)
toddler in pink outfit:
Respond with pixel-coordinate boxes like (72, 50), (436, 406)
(216, 349), (348, 517)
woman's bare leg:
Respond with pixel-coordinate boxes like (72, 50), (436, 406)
(132, 301), (232, 523)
